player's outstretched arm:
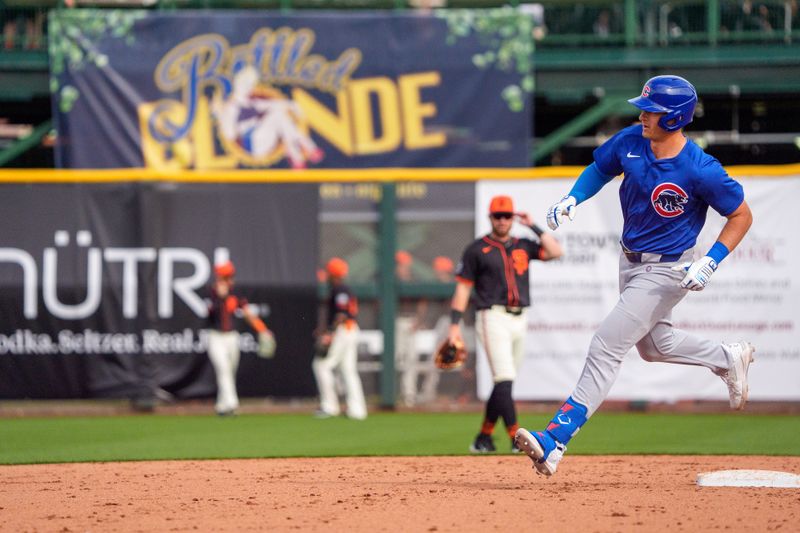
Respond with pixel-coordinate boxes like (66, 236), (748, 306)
(242, 305), (268, 334)
(672, 200), (753, 291)
(243, 306), (276, 358)
(547, 163), (614, 230)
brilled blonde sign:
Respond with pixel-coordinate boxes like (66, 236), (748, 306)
(51, 11), (533, 169)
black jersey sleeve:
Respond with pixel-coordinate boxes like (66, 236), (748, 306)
(524, 238), (544, 261)
(455, 242), (480, 283)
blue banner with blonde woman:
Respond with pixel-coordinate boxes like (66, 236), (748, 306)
(49, 9), (534, 169)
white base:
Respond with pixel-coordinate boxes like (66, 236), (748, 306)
(697, 470), (800, 488)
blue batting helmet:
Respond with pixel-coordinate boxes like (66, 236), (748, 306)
(628, 75), (698, 132)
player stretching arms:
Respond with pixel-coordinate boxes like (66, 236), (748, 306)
(516, 75), (754, 476)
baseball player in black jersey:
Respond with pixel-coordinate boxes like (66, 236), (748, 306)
(312, 257), (368, 420)
(207, 260), (271, 416)
(449, 195), (563, 452)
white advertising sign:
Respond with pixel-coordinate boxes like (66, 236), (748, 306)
(476, 176), (800, 402)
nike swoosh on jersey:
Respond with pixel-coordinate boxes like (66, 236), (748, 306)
(626, 152), (641, 158)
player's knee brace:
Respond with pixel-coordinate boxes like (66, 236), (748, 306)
(545, 396), (588, 445)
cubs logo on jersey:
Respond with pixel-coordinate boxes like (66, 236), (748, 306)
(651, 182), (688, 218)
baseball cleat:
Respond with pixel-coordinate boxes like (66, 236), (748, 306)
(514, 427), (565, 477)
(722, 341), (755, 410)
(469, 432), (496, 453)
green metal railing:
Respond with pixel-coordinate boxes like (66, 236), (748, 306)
(1, 3), (50, 50)
(534, 0), (800, 47)
(1, 0), (798, 52)
(0, 119), (51, 167)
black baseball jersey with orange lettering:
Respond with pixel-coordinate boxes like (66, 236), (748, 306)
(455, 235), (544, 310)
(327, 283), (358, 328)
(208, 288), (248, 332)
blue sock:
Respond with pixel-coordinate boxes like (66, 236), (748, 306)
(544, 396), (588, 446)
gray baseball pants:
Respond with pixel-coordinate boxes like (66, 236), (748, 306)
(571, 250), (731, 416)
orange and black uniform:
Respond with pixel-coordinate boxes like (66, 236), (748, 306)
(456, 235), (544, 311)
(206, 286), (250, 416)
(457, 233), (547, 453)
(326, 284), (358, 330)
(208, 290), (248, 331)
(313, 277), (367, 419)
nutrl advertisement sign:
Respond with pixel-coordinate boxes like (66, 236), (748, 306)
(0, 183), (319, 400)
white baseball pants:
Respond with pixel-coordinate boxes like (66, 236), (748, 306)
(395, 316), (440, 406)
(207, 330), (240, 414)
(312, 324), (367, 420)
(475, 306), (528, 382)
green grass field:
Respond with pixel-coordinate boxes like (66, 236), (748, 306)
(1, 412), (798, 465)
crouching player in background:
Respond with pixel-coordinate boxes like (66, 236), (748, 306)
(312, 257), (368, 420)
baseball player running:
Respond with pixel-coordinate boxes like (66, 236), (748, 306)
(515, 75), (755, 476)
(312, 257), (368, 420)
(207, 260), (271, 416)
(449, 195), (563, 452)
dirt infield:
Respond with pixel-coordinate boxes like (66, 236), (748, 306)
(1, 456), (798, 532)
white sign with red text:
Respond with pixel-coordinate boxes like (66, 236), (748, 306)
(475, 176), (800, 402)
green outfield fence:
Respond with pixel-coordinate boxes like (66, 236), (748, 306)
(2, 164), (799, 407)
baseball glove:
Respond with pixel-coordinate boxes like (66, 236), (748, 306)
(257, 331), (276, 359)
(434, 338), (467, 370)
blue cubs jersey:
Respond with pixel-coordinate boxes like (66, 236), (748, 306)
(593, 125), (744, 255)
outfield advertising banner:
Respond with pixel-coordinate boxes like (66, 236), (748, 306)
(50, 9), (534, 169)
(475, 176), (800, 402)
(0, 183), (319, 400)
